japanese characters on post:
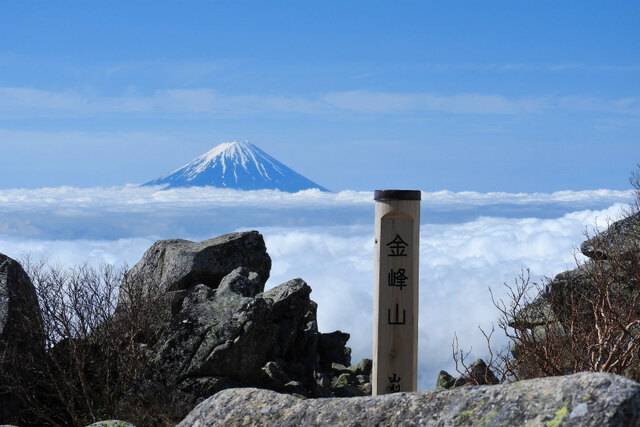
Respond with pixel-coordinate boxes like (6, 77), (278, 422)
(372, 189), (421, 395)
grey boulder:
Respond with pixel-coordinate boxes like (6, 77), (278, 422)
(436, 359), (499, 390)
(0, 253), (44, 421)
(581, 212), (640, 260)
(124, 231), (370, 418)
(513, 211), (640, 336)
(0, 253), (43, 353)
(178, 372), (640, 426)
(126, 231), (271, 295)
(152, 276), (316, 392)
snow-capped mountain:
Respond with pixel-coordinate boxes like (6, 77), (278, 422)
(144, 141), (328, 192)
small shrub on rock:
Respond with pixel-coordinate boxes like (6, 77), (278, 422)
(451, 165), (640, 385)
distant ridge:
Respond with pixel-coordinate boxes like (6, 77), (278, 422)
(144, 141), (328, 192)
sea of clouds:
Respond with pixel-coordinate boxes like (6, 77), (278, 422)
(0, 186), (634, 389)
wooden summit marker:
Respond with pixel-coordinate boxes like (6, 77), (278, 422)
(373, 189), (421, 395)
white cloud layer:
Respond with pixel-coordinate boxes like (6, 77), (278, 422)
(0, 185), (632, 211)
(264, 203), (628, 390)
(0, 195), (629, 389)
(0, 186), (631, 241)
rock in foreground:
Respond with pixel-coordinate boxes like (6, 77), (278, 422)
(178, 372), (640, 427)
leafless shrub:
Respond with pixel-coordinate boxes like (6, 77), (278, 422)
(453, 164), (640, 385)
(3, 260), (175, 427)
(452, 326), (517, 385)
(457, 221), (640, 385)
(497, 240), (640, 379)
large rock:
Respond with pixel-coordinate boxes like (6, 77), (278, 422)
(151, 276), (317, 392)
(535, 212), (640, 320)
(0, 253), (43, 351)
(125, 232), (370, 417)
(506, 211), (640, 381)
(581, 212), (640, 260)
(318, 331), (351, 369)
(524, 215), (639, 332)
(149, 274), (364, 410)
(178, 372), (640, 426)
(127, 231), (272, 294)
(436, 359), (499, 390)
(0, 253), (44, 423)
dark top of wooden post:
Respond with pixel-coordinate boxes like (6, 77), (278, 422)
(374, 190), (422, 201)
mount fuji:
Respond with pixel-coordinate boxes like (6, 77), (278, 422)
(144, 141), (329, 192)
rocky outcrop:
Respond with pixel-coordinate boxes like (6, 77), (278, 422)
(177, 372), (640, 426)
(151, 277), (317, 399)
(508, 211), (640, 378)
(318, 331), (351, 369)
(0, 253), (43, 353)
(581, 212), (640, 260)
(0, 253), (44, 422)
(126, 231), (272, 295)
(512, 211), (640, 329)
(0, 232), (371, 424)
(127, 231), (370, 415)
(436, 359), (499, 389)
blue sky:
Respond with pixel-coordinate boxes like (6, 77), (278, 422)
(0, 1), (638, 191)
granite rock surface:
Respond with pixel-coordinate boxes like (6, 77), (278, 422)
(178, 372), (640, 427)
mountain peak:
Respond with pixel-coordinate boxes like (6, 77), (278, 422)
(144, 142), (328, 192)
(197, 141), (261, 170)
(200, 141), (250, 160)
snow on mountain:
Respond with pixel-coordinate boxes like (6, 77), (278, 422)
(144, 141), (329, 192)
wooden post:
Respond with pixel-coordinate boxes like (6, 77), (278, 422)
(372, 189), (421, 395)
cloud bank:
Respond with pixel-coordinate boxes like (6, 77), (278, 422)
(0, 185), (632, 211)
(0, 186), (631, 240)
(0, 192), (629, 389)
(264, 204), (628, 390)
